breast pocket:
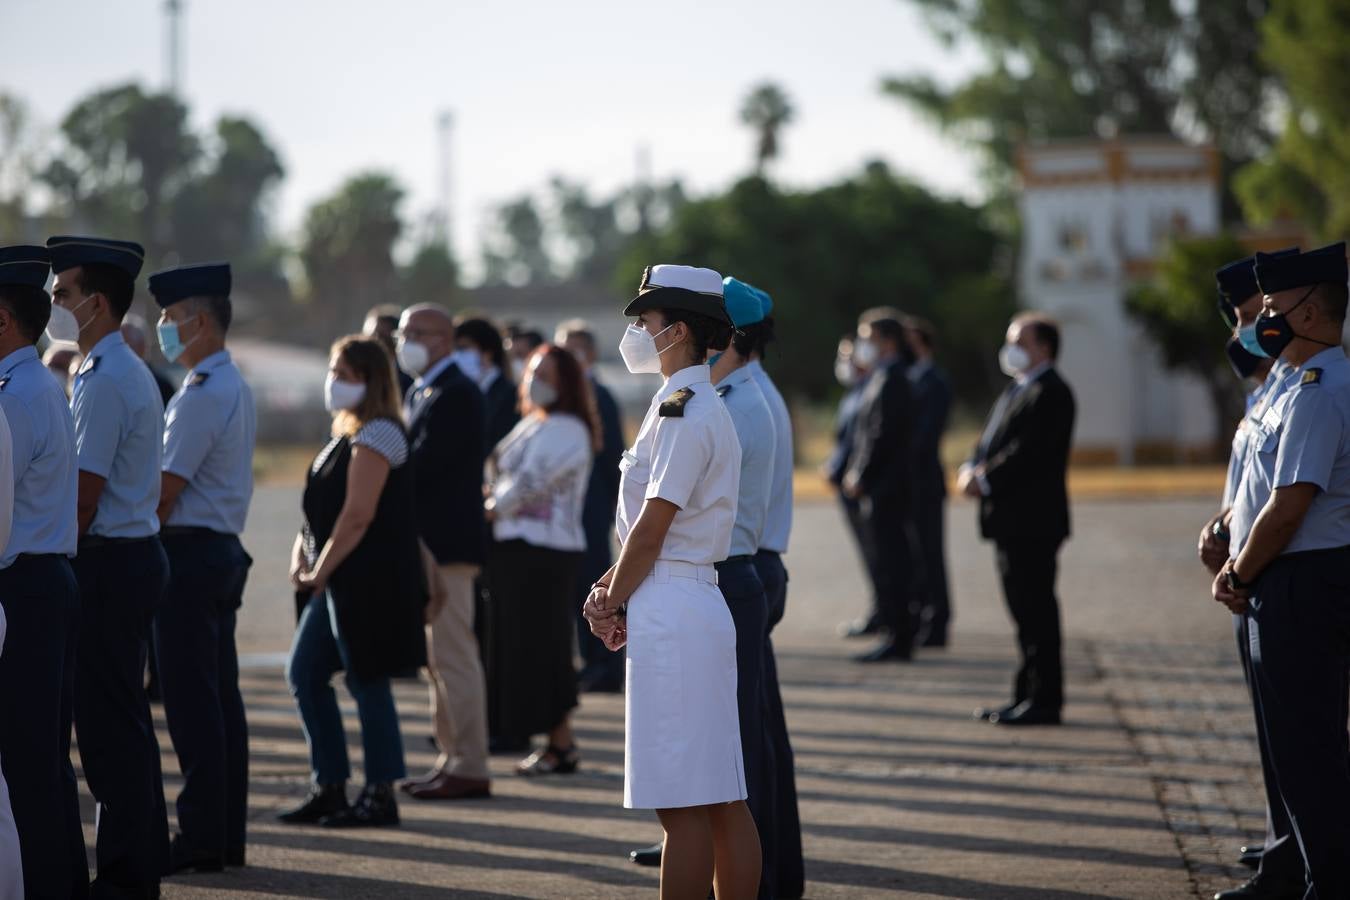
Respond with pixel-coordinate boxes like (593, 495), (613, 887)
(620, 449), (650, 485)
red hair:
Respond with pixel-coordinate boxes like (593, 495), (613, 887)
(520, 344), (601, 451)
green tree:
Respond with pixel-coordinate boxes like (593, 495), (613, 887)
(1125, 233), (1250, 453)
(402, 238), (459, 307)
(739, 83), (795, 177)
(479, 195), (553, 286)
(1234, 0), (1350, 239)
(0, 93), (39, 238)
(299, 172), (406, 327)
(886, 0), (1275, 210)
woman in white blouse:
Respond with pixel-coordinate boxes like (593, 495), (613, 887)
(484, 344), (598, 775)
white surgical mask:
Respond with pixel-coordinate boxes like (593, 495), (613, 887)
(835, 357), (857, 388)
(619, 322), (680, 375)
(528, 378), (558, 409)
(324, 374), (367, 412)
(46, 298), (90, 344)
(999, 343), (1031, 377)
(451, 348), (483, 382)
(396, 338), (430, 375)
(853, 340), (879, 369)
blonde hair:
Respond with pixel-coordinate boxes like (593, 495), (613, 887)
(330, 334), (404, 438)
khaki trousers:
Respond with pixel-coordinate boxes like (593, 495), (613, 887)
(421, 544), (490, 780)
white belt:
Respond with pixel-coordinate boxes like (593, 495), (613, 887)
(649, 560), (719, 586)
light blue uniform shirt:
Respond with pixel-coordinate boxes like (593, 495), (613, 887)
(162, 349), (256, 535)
(746, 360), (793, 553)
(1231, 347), (1350, 557)
(0, 345), (78, 566)
(1222, 362), (1289, 510)
(72, 331), (165, 538)
(715, 365), (775, 558)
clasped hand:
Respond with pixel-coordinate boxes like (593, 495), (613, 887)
(582, 585), (627, 651)
(1211, 560), (1251, 615)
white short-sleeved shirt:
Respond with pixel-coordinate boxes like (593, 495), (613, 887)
(71, 331), (165, 538)
(617, 365), (740, 566)
(747, 360), (793, 553)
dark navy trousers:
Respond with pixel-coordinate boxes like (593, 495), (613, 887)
(0, 553), (86, 900)
(754, 549), (805, 900)
(716, 557), (775, 900)
(1248, 547), (1350, 899)
(73, 537), (172, 894)
(154, 531), (251, 864)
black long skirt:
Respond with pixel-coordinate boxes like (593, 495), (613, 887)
(485, 539), (582, 740)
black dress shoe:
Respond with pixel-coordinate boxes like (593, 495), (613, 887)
(853, 639), (912, 663)
(630, 842), (662, 867)
(167, 835), (223, 874)
(973, 702), (1020, 722)
(320, 782), (400, 828)
(991, 701), (1062, 726)
(1238, 843), (1264, 869)
(1213, 873), (1305, 899)
(837, 617), (882, 639)
(278, 783), (348, 824)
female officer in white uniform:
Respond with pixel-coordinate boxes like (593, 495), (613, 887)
(585, 264), (761, 900)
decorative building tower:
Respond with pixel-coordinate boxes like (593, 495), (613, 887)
(1017, 138), (1221, 463)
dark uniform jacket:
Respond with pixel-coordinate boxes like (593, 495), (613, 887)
(582, 376), (624, 548)
(974, 367), (1076, 544)
(482, 372), (520, 457)
(844, 359), (916, 510)
(406, 362), (488, 566)
(911, 363), (953, 500)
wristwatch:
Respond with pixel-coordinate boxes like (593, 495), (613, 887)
(1225, 567), (1252, 592)
(1212, 519), (1230, 542)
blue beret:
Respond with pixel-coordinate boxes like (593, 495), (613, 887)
(0, 246), (51, 291)
(148, 263), (232, 308)
(722, 277), (767, 328)
(755, 286), (773, 317)
(46, 235), (145, 279)
(1216, 248), (1297, 306)
(1255, 242), (1347, 296)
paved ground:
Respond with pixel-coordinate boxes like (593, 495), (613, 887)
(78, 489), (1273, 898)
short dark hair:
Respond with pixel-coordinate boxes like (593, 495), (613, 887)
(555, 319), (596, 354)
(864, 316), (905, 346)
(1313, 282), (1349, 322)
(455, 317), (508, 369)
(660, 308), (733, 363)
(1015, 312), (1061, 359)
(75, 263), (136, 321)
(0, 284), (52, 343)
(515, 329), (544, 352)
(188, 294), (233, 334)
(903, 315), (937, 351)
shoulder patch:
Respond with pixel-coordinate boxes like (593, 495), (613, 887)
(659, 387), (695, 417)
(189, 371), (210, 388)
(715, 384), (732, 398)
(78, 356), (100, 377)
(1301, 367), (1323, 387)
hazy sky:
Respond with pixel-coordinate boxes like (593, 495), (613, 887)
(4, 0), (983, 277)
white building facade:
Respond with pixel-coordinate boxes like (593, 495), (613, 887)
(1017, 138), (1221, 463)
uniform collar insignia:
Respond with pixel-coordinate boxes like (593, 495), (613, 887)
(189, 371), (210, 387)
(1301, 367), (1323, 386)
(78, 355), (100, 376)
(715, 384), (732, 398)
(659, 386), (695, 417)
(0, 375), (9, 391)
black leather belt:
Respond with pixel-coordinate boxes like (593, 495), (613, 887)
(717, 555), (757, 568)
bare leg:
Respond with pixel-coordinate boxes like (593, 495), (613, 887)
(656, 806), (714, 900)
(709, 800), (762, 900)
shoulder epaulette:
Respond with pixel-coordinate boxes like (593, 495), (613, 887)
(659, 387), (695, 417)
(1301, 368), (1323, 387)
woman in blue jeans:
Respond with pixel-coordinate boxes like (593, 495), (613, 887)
(281, 335), (428, 828)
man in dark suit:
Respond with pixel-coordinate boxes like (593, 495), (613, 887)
(556, 320), (626, 693)
(904, 316), (954, 647)
(961, 312), (1075, 726)
(395, 305), (493, 800)
(454, 316), (519, 453)
(842, 314), (922, 662)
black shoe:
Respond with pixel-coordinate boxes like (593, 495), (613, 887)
(1213, 873), (1305, 899)
(167, 835), (223, 874)
(992, 701), (1062, 726)
(320, 782), (400, 828)
(919, 632), (948, 648)
(630, 842), (663, 867)
(837, 617), (882, 639)
(973, 702), (1020, 722)
(1238, 843), (1264, 869)
(853, 639), (912, 663)
(278, 783), (348, 824)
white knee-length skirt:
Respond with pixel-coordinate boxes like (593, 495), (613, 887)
(624, 566), (746, 809)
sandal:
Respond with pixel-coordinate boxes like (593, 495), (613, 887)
(516, 744), (580, 776)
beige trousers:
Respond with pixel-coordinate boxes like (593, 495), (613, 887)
(421, 544), (490, 780)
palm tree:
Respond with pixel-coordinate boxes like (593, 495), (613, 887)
(739, 83), (795, 177)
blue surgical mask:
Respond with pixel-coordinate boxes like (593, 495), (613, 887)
(707, 352), (723, 368)
(1237, 322), (1269, 359)
(157, 321), (186, 363)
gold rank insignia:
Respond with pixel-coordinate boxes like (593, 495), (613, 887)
(1302, 368), (1323, 386)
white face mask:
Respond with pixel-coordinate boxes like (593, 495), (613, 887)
(835, 357), (857, 388)
(324, 373), (367, 412)
(853, 339), (879, 369)
(46, 297), (92, 344)
(528, 378), (558, 409)
(619, 322), (681, 375)
(999, 343), (1031, 377)
(396, 338), (430, 375)
(451, 348), (483, 383)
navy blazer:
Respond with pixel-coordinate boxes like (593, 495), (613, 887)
(482, 372), (520, 457)
(406, 361), (488, 566)
(843, 359), (916, 510)
(910, 363), (953, 500)
(582, 376), (624, 547)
